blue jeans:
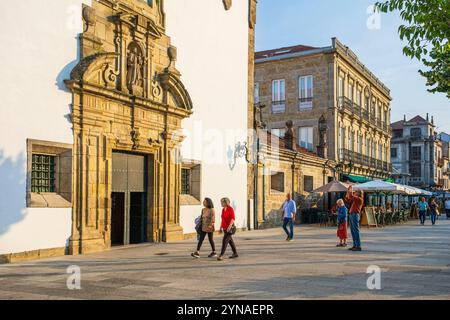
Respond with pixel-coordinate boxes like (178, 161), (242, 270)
(419, 210), (426, 224)
(349, 213), (361, 248)
(430, 212), (437, 225)
(283, 218), (294, 239)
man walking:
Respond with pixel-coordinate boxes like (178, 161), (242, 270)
(345, 186), (364, 251)
(282, 193), (297, 241)
(445, 198), (450, 219)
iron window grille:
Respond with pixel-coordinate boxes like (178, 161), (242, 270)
(31, 154), (56, 192)
(181, 168), (191, 195)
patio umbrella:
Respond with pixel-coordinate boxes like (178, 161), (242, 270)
(353, 180), (408, 194)
(311, 180), (350, 193)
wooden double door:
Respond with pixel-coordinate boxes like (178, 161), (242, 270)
(111, 151), (148, 246)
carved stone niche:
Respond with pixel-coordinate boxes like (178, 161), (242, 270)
(223, 0), (232, 10)
(126, 41), (146, 96)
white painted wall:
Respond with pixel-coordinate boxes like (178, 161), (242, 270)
(0, 0), (250, 255)
(165, 0), (249, 233)
(0, 0), (91, 255)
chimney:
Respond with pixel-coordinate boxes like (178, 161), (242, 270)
(431, 116), (434, 125)
(426, 113), (429, 121)
(403, 114), (406, 122)
(284, 120), (294, 151)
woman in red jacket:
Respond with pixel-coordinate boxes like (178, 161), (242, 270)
(217, 197), (238, 261)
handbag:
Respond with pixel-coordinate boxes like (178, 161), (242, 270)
(195, 214), (202, 234)
(228, 224), (237, 235)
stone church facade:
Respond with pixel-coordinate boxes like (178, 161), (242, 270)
(0, 0), (257, 262)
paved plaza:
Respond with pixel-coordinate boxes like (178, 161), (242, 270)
(0, 220), (449, 300)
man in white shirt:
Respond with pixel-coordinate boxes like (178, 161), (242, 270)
(445, 198), (450, 219)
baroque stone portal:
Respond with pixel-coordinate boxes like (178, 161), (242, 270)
(65, 0), (193, 255)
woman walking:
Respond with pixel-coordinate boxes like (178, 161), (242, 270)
(335, 199), (348, 247)
(418, 197), (428, 225)
(191, 198), (217, 258)
(428, 197), (439, 226)
(217, 197), (238, 261)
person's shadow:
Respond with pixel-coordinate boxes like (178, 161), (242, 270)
(0, 151), (27, 237)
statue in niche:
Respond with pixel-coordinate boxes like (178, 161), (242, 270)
(126, 45), (144, 94)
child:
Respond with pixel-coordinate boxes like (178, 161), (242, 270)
(336, 199), (348, 247)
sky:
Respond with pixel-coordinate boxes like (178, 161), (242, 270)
(255, 0), (450, 133)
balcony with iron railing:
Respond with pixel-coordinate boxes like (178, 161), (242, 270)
(271, 100), (286, 114)
(299, 97), (313, 111)
(337, 97), (390, 135)
(337, 96), (354, 113)
(339, 148), (392, 173)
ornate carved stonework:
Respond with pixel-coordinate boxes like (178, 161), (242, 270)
(223, 0), (232, 10)
(126, 42), (145, 95)
(65, 0), (193, 255)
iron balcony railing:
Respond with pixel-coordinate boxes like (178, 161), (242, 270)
(339, 148), (392, 173)
(337, 97), (390, 134)
(271, 100), (286, 114)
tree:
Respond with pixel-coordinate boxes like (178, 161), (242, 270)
(375, 0), (450, 99)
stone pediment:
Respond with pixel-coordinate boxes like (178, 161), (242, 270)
(160, 69), (193, 111)
(69, 52), (119, 89)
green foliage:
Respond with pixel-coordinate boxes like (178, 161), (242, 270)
(375, 0), (450, 98)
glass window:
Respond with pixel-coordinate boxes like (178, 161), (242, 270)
(411, 146), (422, 160)
(356, 90), (362, 107)
(411, 128), (421, 137)
(366, 137), (370, 156)
(358, 135), (363, 154)
(304, 176), (314, 192)
(271, 128), (286, 138)
(338, 76), (345, 97)
(31, 154), (56, 193)
(271, 172), (285, 192)
(348, 80), (354, 101)
(272, 79), (285, 102)
(299, 127), (314, 151)
(254, 82), (260, 104)
(299, 75), (313, 110)
(339, 127), (345, 151)
(410, 163), (421, 177)
(391, 148), (398, 158)
(349, 130), (354, 152)
(272, 79), (286, 113)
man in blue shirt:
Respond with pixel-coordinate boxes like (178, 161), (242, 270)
(282, 193), (297, 241)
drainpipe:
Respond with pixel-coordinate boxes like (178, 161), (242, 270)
(253, 103), (259, 230)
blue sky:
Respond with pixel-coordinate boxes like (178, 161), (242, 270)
(255, 0), (450, 133)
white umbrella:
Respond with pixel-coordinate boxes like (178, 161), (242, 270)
(399, 185), (420, 195)
(353, 180), (408, 194)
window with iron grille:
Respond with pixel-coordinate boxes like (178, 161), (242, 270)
(31, 154), (56, 192)
(181, 168), (191, 195)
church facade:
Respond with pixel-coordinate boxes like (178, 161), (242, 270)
(0, 0), (257, 261)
